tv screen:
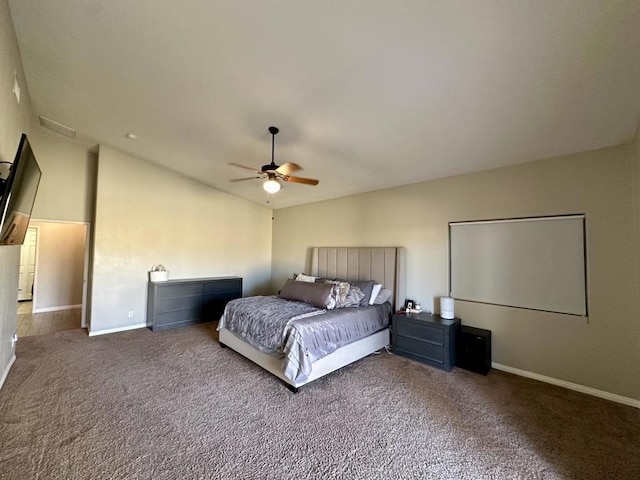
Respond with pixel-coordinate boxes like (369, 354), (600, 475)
(0, 134), (42, 245)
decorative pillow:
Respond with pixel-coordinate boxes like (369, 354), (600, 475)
(294, 273), (317, 283)
(373, 288), (392, 305)
(343, 285), (366, 307)
(322, 280), (351, 308)
(336, 280), (375, 307)
(369, 284), (383, 305)
(279, 279), (337, 309)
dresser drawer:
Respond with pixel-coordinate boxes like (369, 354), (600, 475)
(396, 320), (444, 346)
(156, 307), (201, 326)
(157, 294), (202, 313)
(203, 279), (241, 296)
(157, 283), (203, 299)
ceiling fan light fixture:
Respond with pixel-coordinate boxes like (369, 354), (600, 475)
(228, 126), (318, 197)
(263, 177), (281, 194)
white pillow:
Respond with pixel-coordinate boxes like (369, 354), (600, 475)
(294, 273), (317, 283)
(373, 288), (392, 305)
(369, 284), (382, 305)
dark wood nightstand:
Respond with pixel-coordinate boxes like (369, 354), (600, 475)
(391, 312), (460, 371)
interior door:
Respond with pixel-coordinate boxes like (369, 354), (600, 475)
(18, 227), (37, 301)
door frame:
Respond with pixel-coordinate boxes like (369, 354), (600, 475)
(20, 225), (40, 304)
(80, 224), (90, 329)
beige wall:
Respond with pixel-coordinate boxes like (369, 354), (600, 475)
(273, 143), (640, 401)
(0, 0), (31, 384)
(28, 127), (97, 223)
(633, 125), (640, 385)
(30, 221), (86, 311)
(90, 145), (272, 333)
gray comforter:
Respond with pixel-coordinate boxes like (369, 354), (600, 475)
(218, 296), (391, 383)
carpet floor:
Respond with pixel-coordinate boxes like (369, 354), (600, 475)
(0, 325), (638, 480)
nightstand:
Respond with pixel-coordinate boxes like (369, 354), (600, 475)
(391, 312), (460, 371)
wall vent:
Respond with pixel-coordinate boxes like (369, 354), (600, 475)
(38, 115), (76, 139)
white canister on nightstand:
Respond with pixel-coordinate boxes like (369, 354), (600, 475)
(440, 296), (454, 319)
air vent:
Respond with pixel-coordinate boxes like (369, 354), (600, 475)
(38, 115), (76, 139)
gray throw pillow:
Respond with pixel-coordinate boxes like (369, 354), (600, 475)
(346, 280), (375, 307)
(279, 279), (338, 309)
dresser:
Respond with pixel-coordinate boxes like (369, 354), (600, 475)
(147, 276), (242, 331)
(391, 312), (460, 371)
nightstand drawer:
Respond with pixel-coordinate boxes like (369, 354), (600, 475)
(396, 320), (444, 345)
(395, 335), (444, 364)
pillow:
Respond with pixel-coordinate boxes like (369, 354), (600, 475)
(337, 280), (375, 307)
(343, 285), (365, 307)
(373, 288), (392, 305)
(369, 284), (383, 305)
(323, 280), (351, 308)
(279, 279), (337, 309)
(294, 273), (317, 283)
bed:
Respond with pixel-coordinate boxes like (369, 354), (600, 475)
(217, 247), (406, 391)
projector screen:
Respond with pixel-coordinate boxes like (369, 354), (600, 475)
(449, 215), (587, 316)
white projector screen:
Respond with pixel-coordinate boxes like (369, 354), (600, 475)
(449, 215), (587, 316)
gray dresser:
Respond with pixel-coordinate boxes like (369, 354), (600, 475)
(147, 276), (242, 331)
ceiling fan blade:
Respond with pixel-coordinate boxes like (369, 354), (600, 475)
(230, 176), (263, 182)
(284, 175), (319, 186)
(228, 162), (260, 173)
(276, 162), (301, 176)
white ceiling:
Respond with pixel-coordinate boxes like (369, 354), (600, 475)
(9, 1), (640, 209)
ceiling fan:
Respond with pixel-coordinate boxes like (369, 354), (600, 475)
(229, 126), (319, 194)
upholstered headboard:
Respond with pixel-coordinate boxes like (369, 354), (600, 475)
(310, 247), (406, 310)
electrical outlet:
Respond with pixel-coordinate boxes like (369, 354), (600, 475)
(128, 311), (134, 318)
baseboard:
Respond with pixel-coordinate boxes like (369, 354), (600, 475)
(492, 363), (640, 409)
(32, 304), (82, 314)
(0, 355), (16, 391)
(88, 323), (147, 337)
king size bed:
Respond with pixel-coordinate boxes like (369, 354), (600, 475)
(217, 247), (406, 391)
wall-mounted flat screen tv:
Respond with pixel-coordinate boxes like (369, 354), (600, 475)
(0, 134), (42, 246)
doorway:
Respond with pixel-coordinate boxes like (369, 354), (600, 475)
(16, 220), (89, 337)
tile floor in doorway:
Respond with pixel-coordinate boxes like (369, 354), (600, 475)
(17, 302), (82, 337)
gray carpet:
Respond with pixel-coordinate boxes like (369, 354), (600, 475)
(0, 325), (638, 480)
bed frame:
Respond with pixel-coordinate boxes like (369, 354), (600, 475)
(218, 247), (406, 391)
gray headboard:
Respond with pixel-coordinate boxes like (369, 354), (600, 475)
(310, 247), (406, 310)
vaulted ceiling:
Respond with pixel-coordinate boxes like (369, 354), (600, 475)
(9, 1), (640, 208)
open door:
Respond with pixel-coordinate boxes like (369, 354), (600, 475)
(18, 227), (38, 301)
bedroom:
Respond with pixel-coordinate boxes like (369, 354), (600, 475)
(0, 1), (639, 478)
